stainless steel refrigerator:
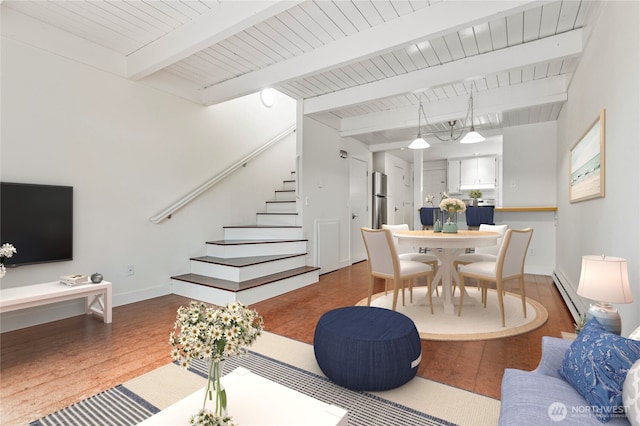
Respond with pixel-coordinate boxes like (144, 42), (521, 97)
(372, 172), (387, 229)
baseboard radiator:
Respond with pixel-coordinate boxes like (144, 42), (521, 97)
(552, 269), (587, 322)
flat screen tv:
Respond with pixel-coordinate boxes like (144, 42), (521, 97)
(0, 182), (73, 267)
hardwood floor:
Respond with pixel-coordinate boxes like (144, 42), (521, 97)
(0, 261), (574, 425)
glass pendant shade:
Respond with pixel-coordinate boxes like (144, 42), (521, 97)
(408, 135), (430, 149)
(460, 129), (485, 144)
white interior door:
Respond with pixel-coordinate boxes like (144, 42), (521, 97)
(349, 157), (368, 263)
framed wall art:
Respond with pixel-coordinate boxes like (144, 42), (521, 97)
(570, 109), (605, 203)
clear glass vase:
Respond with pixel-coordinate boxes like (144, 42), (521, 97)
(443, 211), (458, 233)
(433, 209), (442, 232)
(206, 359), (227, 417)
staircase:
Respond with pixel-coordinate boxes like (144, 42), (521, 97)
(171, 172), (320, 306)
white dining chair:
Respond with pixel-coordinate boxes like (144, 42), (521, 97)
(457, 228), (534, 327)
(361, 227), (434, 313)
(382, 224), (439, 277)
(453, 224), (509, 269)
(453, 224), (509, 294)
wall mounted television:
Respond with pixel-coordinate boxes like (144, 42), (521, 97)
(0, 182), (73, 267)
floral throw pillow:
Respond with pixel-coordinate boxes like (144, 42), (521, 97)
(558, 318), (640, 423)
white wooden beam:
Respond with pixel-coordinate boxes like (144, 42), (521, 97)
(201, 0), (544, 106)
(127, 1), (302, 80)
(339, 75), (570, 137)
(308, 29), (582, 115)
(1, 6), (126, 76)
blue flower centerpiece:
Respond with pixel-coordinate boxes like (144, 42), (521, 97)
(439, 197), (466, 233)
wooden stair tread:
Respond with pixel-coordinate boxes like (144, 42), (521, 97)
(206, 239), (307, 245)
(191, 253), (306, 267)
(172, 266), (319, 293)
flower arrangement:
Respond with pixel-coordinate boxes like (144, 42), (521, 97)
(0, 243), (17, 277)
(468, 190), (482, 199)
(0, 243), (17, 263)
(170, 301), (263, 426)
(439, 197), (467, 215)
(424, 194), (435, 207)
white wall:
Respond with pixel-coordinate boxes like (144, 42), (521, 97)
(300, 116), (372, 273)
(554, 1), (640, 336)
(0, 38), (297, 331)
(498, 121), (558, 275)
(503, 122), (557, 207)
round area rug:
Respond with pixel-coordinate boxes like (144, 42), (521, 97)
(356, 286), (548, 341)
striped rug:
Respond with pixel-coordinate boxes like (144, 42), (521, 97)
(31, 351), (455, 426)
(29, 385), (159, 425)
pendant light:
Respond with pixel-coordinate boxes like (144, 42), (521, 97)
(459, 91), (485, 144)
(412, 89), (485, 145)
(408, 102), (431, 149)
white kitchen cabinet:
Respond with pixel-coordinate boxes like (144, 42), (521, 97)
(447, 160), (461, 194)
(460, 156), (496, 189)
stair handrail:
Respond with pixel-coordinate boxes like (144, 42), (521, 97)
(149, 124), (296, 224)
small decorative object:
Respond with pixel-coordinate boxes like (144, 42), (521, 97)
(91, 273), (103, 283)
(574, 313), (588, 335)
(468, 190), (482, 207)
(60, 274), (89, 286)
(439, 197), (466, 233)
(424, 194), (435, 207)
(433, 210), (442, 232)
(0, 243), (17, 278)
(170, 301), (263, 425)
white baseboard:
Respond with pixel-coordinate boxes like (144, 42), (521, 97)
(552, 268), (587, 322)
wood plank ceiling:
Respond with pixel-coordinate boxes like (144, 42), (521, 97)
(1, 0), (601, 160)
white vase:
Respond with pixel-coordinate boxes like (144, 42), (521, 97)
(0, 264), (5, 278)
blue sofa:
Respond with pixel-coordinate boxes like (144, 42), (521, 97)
(500, 336), (632, 425)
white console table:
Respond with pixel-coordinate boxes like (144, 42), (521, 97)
(138, 367), (348, 425)
(0, 280), (112, 323)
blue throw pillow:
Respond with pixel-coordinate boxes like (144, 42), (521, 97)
(558, 318), (640, 423)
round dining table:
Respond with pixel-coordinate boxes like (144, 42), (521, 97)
(395, 230), (499, 314)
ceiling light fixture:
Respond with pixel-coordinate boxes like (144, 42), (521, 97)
(460, 91), (485, 144)
(408, 101), (431, 149)
(413, 90), (485, 145)
(260, 88), (275, 108)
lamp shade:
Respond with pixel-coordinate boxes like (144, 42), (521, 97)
(408, 136), (430, 149)
(460, 130), (485, 144)
(577, 255), (633, 304)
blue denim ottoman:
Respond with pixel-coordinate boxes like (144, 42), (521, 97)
(313, 306), (422, 391)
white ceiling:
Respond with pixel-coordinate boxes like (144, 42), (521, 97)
(1, 0), (602, 162)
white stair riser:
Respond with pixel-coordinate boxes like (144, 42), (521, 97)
(283, 181), (296, 190)
(257, 214), (298, 226)
(224, 227), (304, 240)
(266, 201), (296, 213)
(275, 191), (295, 201)
(190, 256), (307, 281)
(206, 241), (307, 258)
(171, 270), (318, 306)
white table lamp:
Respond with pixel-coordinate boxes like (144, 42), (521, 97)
(577, 255), (633, 334)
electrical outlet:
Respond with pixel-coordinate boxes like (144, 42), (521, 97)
(127, 264), (135, 276)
